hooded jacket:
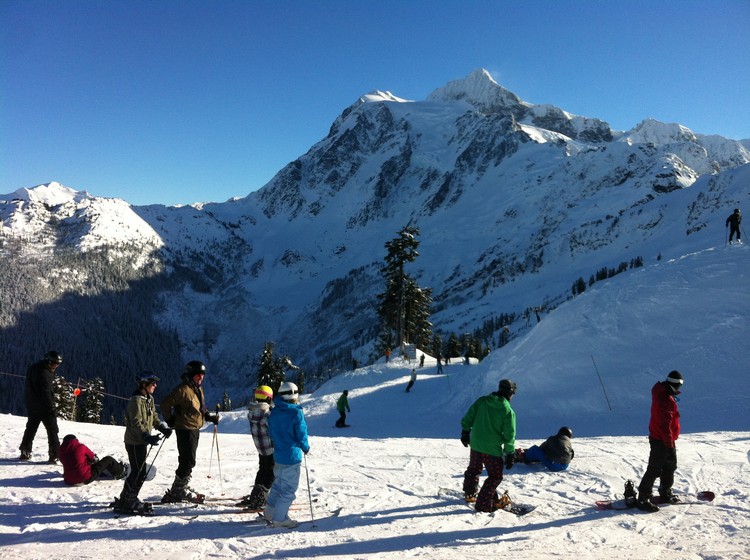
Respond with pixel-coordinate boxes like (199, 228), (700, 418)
(461, 392), (516, 457)
(648, 381), (681, 447)
(268, 399), (310, 465)
(58, 436), (95, 485)
(161, 374), (207, 430)
(248, 400), (274, 456)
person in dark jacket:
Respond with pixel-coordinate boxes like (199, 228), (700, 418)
(460, 379), (517, 512)
(58, 434), (126, 485)
(636, 370), (684, 512)
(726, 208), (742, 243)
(161, 360), (218, 503)
(522, 426), (575, 471)
(19, 351), (63, 463)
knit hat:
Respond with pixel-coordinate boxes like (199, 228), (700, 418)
(666, 370), (683, 393)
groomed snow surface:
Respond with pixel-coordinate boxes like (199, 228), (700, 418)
(2, 244), (749, 559)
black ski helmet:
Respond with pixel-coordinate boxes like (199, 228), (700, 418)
(185, 360), (206, 376)
(135, 371), (160, 385)
(666, 370), (683, 393)
(498, 379), (517, 399)
(45, 350), (63, 365)
(558, 426), (573, 439)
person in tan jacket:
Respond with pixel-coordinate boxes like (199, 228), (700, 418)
(160, 361), (219, 503)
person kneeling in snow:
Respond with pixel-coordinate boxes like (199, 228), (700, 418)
(58, 434), (126, 485)
(519, 426), (574, 472)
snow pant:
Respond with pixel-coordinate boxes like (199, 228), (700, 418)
(20, 409), (60, 459)
(524, 445), (569, 472)
(638, 438), (677, 499)
(254, 453), (275, 489)
(463, 449), (504, 512)
(729, 225), (741, 242)
(336, 410), (347, 427)
(89, 456), (124, 481)
(406, 379), (415, 392)
(175, 428), (200, 479)
(266, 462), (301, 522)
(121, 443), (149, 499)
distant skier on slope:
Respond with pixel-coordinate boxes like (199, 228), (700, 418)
(518, 426), (575, 471)
(460, 379), (517, 512)
(726, 208), (742, 244)
(405, 369), (417, 392)
(336, 390), (351, 427)
(635, 370), (684, 512)
(238, 385), (275, 509)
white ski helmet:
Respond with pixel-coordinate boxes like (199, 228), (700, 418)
(277, 382), (299, 402)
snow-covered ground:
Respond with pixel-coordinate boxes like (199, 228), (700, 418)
(1, 243), (749, 559)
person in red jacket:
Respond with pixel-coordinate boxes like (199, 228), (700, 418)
(636, 370), (683, 512)
(58, 434), (126, 485)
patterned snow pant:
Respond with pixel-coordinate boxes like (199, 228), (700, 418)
(462, 449), (504, 512)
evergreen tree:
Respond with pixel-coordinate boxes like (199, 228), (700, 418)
(446, 333), (461, 360)
(78, 377), (105, 424)
(52, 376), (76, 421)
(377, 226), (433, 348)
(257, 342), (300, 393)
(221, 391), (232, 411)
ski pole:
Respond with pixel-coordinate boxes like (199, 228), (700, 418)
(144, 437), (166, 482)
(304, 454), (316, 527)
(208, 424), (217, 478)
(214, 424), (224, 493)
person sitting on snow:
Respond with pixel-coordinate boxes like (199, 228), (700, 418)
(58, 434), (127, 485)
(519, 426), (575, 472)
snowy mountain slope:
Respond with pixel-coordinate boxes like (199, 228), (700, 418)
(2, 70), (750, 402)
(1, 223), (748, 559)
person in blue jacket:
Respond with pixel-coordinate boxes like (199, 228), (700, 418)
(264, 381), (310, 528)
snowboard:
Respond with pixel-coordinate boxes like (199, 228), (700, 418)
(438, 487), (536, 516)
(596, 491), (714, 511)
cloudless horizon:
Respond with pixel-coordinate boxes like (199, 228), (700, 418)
(2, 0), (748, 207)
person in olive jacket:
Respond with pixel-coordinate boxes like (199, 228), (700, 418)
(460, 379), (517, 512)
(160, 360), (219, 502)
(19, 350), (63, 463)
(113, 372), (171, 514)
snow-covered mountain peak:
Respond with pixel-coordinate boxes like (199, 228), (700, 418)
(360, 90), (410, 104)
(5, 182), (84, 206)
(427, 68), (527, 117)
(623, 118), (698, 145)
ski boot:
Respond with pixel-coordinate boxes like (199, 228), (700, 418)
(624, 480), (637, 508)
(19, 447), (32, 461)
(163, 475), (205, 503)
(238, 484), (269, 509)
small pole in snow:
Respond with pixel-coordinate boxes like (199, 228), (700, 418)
(591, 355), (612, 411)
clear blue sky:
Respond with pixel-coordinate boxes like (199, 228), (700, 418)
(1, 0), (748, 206)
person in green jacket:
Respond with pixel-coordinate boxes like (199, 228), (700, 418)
(460, 379), (517, 512)
(335, 390), (351, 427)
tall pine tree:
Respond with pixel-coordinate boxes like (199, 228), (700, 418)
(377, 226), (433, 350)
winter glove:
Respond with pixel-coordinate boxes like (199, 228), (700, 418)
(504, 453), (515, 470)
(157, 422), (173, 439)
(204, 411), (220, 425)
(143, 433), (161, 446)
(460, 431), (471, 448)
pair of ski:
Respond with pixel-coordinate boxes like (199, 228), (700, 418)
(438, 487), (537, 516)
(244, 507), (344, 530)
(595, 491), (715, 512)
